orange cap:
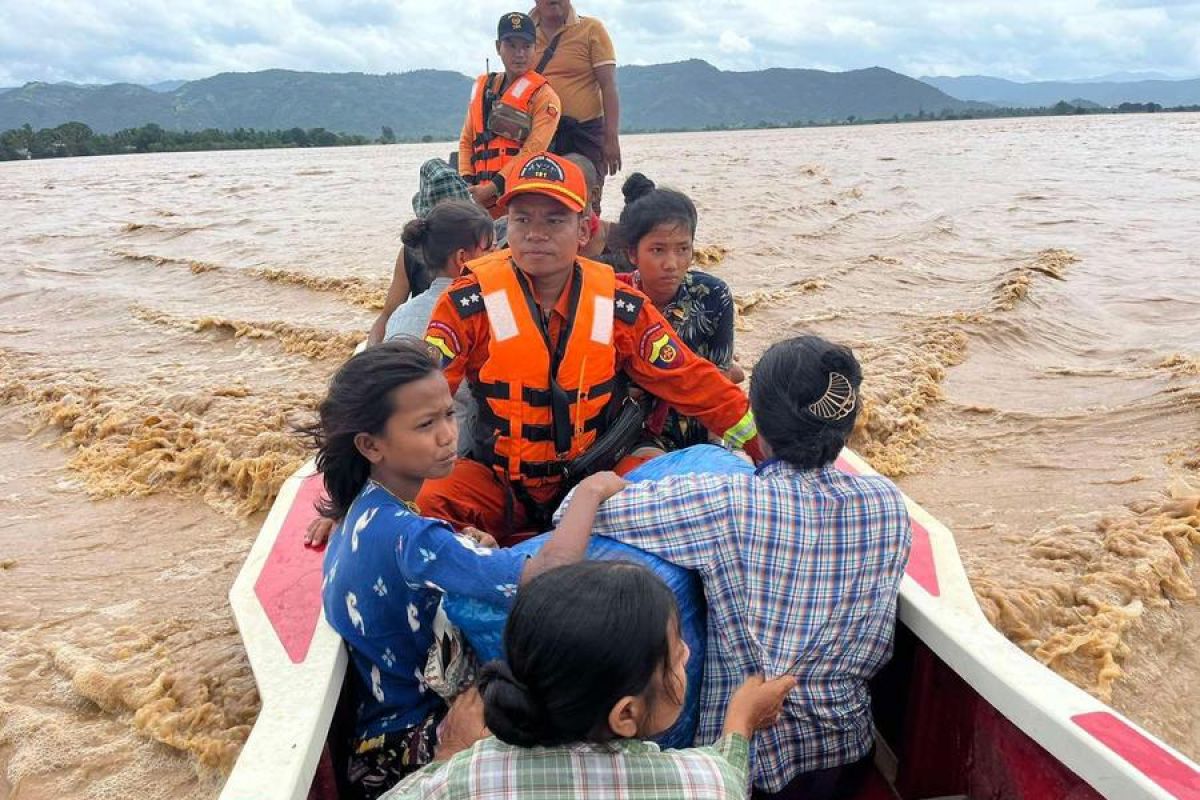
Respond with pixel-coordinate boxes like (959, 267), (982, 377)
(497, 152), (588, 213)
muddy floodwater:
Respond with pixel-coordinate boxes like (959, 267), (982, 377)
(1, 114), (1198, 797)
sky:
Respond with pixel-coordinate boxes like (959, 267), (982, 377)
(2, 0), (1199, 88)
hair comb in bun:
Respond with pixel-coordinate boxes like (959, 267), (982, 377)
(807, 372), (857, 422)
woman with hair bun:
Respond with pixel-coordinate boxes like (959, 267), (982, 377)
(368, 158), (476, 345)
(384, 561), (796, 799)
(612, 173), (744, 461)
(569, 335), (912, 800)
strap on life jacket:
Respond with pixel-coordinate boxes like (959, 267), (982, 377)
(466, 254), (619, 483)
(468, 72), (546, 174)
(515, 263), (580, 455)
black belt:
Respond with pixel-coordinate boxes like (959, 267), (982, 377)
(475, 377), (616, 407)
(479, 450), (569, 479)
(477, 407), (606, 442)
(471, 146), (522, 163)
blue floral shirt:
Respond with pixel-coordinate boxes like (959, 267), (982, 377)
(624, 270), (736, 450)
(321, 480), (527, 740)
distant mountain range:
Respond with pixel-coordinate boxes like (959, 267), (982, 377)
(0, 61), (981, 138)
(4, 62), (1196, 139)
(920, 74), (1200, 108)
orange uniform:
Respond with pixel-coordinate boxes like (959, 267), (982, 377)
(420, 250), (760, 538)
(458, 72), (561, 204)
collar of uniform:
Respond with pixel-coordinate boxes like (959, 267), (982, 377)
(529, 5), (580, 27)
(549, 263), (579, 321)
(518, 259), (579, 322)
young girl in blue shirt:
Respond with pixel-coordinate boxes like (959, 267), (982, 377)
(308, 338), (625, 799)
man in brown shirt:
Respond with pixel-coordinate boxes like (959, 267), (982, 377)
(531, 0), (621, 206)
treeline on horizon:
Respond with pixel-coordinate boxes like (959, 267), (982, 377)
(0, 121), (428, 161)
(3, 101), (1199, 162)
(659, 100), (1200, 135)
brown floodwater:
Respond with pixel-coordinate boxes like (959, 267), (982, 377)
(1, 114), (1198, 796)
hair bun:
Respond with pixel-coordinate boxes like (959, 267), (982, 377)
(819, 348), (860, 384)
(480, 661), (551, 747)
(622, 173), (656, 204)
(400, 217), (430, 248)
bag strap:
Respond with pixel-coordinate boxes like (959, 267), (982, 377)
(535, 30), (565, 74)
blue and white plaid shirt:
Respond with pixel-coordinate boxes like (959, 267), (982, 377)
(571, 459), (910, 792)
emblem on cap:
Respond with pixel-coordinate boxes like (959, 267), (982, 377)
(519, 155), (565, 182)
(509, 13), (523, 29)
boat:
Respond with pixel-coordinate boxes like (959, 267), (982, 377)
(220, 448), (1200, 800)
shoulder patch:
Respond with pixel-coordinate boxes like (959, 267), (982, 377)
(639, 322), (684, 370)
(449, 284), (486, 318)
(613, 289), (644, 325)
(425, 321), (461, 368)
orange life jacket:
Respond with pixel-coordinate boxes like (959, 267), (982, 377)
(467, 71), (548, 184)
(466, 251), (618, 485)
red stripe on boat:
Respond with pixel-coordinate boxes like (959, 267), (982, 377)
(1073, 712), (1200, 799)
(906, 520), (940, 596)
(254, 474), (328, 663)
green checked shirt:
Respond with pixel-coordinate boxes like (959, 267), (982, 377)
(383, 733), (751, 800)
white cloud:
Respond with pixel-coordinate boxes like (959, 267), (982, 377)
(0, 0), (1198, 86)
(717, 31), (753, 54)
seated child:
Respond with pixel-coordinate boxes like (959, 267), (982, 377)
(384, 200), (494, 341)
(613, 173), (744, 463)
(558, 335), (911, 800)
(310, 339), (625, 799)
(384, 561), (796, 799)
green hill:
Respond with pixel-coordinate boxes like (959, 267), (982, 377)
(0, 62), (980, 138)
(620, 60), (982, 130)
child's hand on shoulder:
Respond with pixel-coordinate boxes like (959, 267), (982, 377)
(578, 471), (628, 502)
(724, 674), (796, 738)
(304, 516), (337, 549)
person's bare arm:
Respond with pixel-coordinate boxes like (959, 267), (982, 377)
(368, 250), (412, 344)
(458, 111), (476, 184)
(594, 64), (621, 175)
(519, 471), (626, 584)
(433, 687), (487, 761)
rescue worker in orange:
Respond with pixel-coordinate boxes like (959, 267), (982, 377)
(459, 12), (562, 217)
(421, 151), (762, 540)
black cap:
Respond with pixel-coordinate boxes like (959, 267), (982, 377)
(497, 12), (535, 43)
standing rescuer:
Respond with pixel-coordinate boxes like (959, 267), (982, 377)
(459, 12), (562, 216)
(421, 151), (762, 539)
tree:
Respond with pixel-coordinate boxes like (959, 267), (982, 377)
(133, 123), (165, 152)
(380, 125), (396, 144)
(54, 121), (94, 156)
